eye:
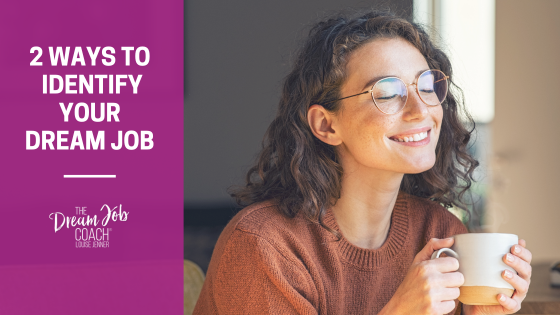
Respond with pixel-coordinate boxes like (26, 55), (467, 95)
(375, 93), (399, 101)
(373, 77), (406, 102)
(419, 88), (435, 93)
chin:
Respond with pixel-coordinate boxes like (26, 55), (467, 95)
(401, 157), (436, 174)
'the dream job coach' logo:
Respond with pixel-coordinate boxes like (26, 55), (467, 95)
(49, 205), (129, 248)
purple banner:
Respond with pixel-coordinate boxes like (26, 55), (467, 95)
(0, 0), (183, 313)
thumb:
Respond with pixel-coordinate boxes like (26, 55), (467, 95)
(414, 237), (455, 263)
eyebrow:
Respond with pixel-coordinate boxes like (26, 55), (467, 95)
(361, 69), (430, 91)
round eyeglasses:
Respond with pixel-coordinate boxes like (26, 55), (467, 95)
(325, 69), (449, 114)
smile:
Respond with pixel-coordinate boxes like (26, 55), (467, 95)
(388, 129), (431, 146)
(390, 131), (428, 142)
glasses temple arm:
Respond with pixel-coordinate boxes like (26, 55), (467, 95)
(434, 76), (450, 84)
(323, 90), (370, 105)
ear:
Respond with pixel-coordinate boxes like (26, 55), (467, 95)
(307, 104), (342, 146)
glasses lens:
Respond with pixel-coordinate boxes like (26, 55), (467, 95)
(417, 70), (448, 105)
(371, 78), (407, 114)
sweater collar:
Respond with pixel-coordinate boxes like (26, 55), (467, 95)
(323, 190), (409, 269)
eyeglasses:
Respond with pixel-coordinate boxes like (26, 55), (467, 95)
(325, 69), (449, 114)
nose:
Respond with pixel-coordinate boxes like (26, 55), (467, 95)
(402, 83), (429, 121)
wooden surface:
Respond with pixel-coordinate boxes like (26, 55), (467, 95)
(517, 263), (560, 314)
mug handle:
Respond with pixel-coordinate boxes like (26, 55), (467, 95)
(431, 248), (459, 260)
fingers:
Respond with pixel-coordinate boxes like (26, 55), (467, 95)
(502, 269), (530, 296)
(431, 256), (461, 273)
(511, 242), (532, 264)
(439, 299), (457, 314)
(437, 270), (464, 288)
(415, 238), (455, 263)
(417, 259), (463, 287)
(492, 238), (531, 314)
(431, 287), (461, 301)
(497, 292), (520, 313)
(504, 251), (532, 280)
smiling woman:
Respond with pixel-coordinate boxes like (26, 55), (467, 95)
(309, 38), (442, 174)
(193, 9), (531, 315)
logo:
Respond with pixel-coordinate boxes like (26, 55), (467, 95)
(49, 204), (129, 248)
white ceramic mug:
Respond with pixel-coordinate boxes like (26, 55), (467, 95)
(430, 233), (518, 305)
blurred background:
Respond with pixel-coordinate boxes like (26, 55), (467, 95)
(184, 0), (560, 273)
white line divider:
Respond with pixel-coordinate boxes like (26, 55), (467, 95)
(63, 175), (116, 178)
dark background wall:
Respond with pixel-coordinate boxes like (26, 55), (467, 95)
(184, 0), (412, 226)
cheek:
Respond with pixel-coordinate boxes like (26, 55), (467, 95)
(339, 111), (397, 165)
(432, 106), (444, 142)
(343, 108), (393, 146)
(433, 103), (444, 121)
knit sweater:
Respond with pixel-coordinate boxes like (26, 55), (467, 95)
(193, 191), (467, 314)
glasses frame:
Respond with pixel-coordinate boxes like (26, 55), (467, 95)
(324, 69), (449, 115)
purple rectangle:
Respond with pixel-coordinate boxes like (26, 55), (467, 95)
(0, 0), (183, 313)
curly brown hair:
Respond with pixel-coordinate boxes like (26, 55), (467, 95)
(230, 9), (479, 231)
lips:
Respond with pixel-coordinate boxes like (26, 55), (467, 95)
(388, 126), (432, 142)
(390, 131), (428, 142)
(389, 126), (432, 139)
(387, 128), (433, 147)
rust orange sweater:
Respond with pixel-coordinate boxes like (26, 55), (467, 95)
(193, 191), (467, 314)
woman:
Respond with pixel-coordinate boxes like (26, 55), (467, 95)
(194, 10), (532, 315)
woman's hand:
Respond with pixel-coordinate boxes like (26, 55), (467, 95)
(463, 239), (532, 315)
(380, 238), (464, 315)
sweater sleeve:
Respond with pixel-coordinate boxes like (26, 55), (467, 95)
(193, 228), (319, 315)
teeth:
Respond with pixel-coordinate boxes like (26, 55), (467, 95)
(392, 131), (428, 142)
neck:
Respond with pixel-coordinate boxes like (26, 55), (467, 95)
(331, 163), (403, 250)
